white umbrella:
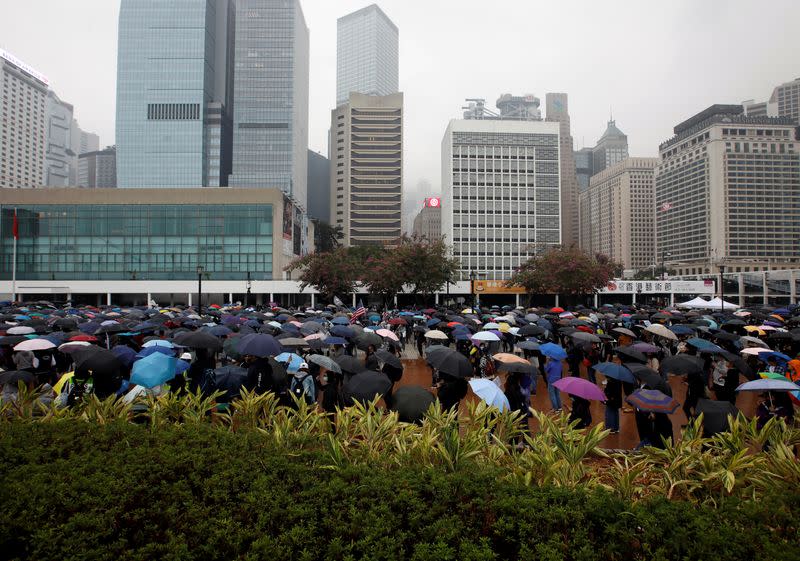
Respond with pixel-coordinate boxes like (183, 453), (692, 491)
(424, 330), (449, 340)
(472, 331), (500, 342)
(740, 336), (767, 347)
(644, 324), (678, 341)
(6, 326), (35, 335)
(740, 347), (773, 356)
(14, 338), (56, 352)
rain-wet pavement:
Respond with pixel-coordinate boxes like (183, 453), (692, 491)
(392, 347), (757, 450)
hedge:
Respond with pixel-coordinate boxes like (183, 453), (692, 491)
(0, 421), (797, 561)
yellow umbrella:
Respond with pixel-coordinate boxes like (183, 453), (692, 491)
(497, 322), (510, 333)
(53, 371), (75, 395)
(744, 326), (767, 336)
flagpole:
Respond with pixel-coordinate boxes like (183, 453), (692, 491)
(11, 207), (17, 303)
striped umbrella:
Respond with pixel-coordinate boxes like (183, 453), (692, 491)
(625, 389), (680, 414)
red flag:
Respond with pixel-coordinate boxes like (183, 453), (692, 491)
(659, 202), (673, 212)
(12, 209), (18, 240)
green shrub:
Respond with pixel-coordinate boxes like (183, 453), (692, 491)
(0, 421), (798, 561)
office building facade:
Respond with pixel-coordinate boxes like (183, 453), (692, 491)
(331, 92), (403, 246)
(336, 4), (399, 106)
(1, 49), (49, 188)
(442, 119), (561, 281)
(545, 93), (579, 246)
(412, 197), (442, 240)
(307, 150), (331, 223)
(78, 147), (117, 188)
(770, 77), (800, 123)
(592, 120), (629, 174)
(42, 90), (74, 187)
(579, 157), (658, 272)
(116, 0), (235, 188)
(574, 147), (593, 192)
(229, 0), (309, 208)
(655, 105), (800, 276)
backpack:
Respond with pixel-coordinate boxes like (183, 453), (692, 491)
(290, 374), (313, 405)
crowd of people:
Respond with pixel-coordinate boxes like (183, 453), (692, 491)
(1, 299), (798, 449)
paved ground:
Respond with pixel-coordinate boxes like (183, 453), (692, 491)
(390, 344), (757, 450)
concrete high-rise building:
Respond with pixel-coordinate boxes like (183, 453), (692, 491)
(769, 77), (800, 123)
(229, 0), (309, 208)
(307, 150), (330, 223)
(67, 122), (100, 185)
(336, 4), (399, 106)
(0, 48), (49, 188)
(78, 146), (117, 188)
(574, 147), (593, 192)
(579, 157), (658, 272)
(43, 90), (74, 187)
(412, 197), (442, 240)
(592, 119), (629, 174)
(655, 105), (800, 275)
(742, 98), (777, 118)
(331, 92), (403, 246)
(545, 93), (579, 246)
(116, 0), (235, 188)
(442, 118), (561, 281)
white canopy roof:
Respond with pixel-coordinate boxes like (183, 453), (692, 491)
(676, 296), (712, 309)
(704, 297), (740, 310)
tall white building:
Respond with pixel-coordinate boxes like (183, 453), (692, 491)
(336, 4), (399, 106)
(0, 48), (49, 188)
(579, 157), (658, 272)
(43, 90), (75, 187)
(331, 92), (403, 246)
(769, 77), (800, 123)
(655, 105), (800, 276)
(442, 119), (561, 281)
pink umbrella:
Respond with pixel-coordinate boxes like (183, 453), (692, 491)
(552, 377), (606, 402)
(13, 338), (56, 352)
(376, 328), (399, 341)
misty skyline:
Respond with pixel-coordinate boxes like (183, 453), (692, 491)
(2, 0), (798, 207)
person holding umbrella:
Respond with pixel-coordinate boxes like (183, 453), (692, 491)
(364, 343), (379, 371)
(542, 352), (565, 412)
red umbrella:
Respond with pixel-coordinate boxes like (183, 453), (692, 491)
(69, 334), (98, 342)
(388, 318), (407, 326)
(551, 307), (565, 313)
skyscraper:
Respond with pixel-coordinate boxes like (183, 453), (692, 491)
(43, 90), (74, 187)
(331, 92), (403, 246)
(545, 93), (579, 246)
(442, 118), (561, 281)
(229, 0), (309, 209)
(769, 77), (800, 123)
(0, 48), (48, 188)
(592, 119), (629, 174)
(655, 105), (800, 275)
(116, 0), (234, 188)
(336, 4), (399, 106)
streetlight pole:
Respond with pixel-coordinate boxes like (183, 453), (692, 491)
(246, 271), (252, 308)
(661, 250), (672, 281)
(719, 264), (725, 315)
(469, 270), (476, 309)
(196, 265), (203, 314)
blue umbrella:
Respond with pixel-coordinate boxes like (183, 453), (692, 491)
(238, 333), (282, 358)
(207, 325), (233, 337)
(331, 325), (355, 338)
(175, 359), (190, 375)
(426, 318), (441, 327)
(736, 379), (800, 392)
(669, 325), (695, 335)
(136, 345), (175, 359)
(331, 317), (350, 325)
(468, 378), (510, 412)
(594, 362), (636, 384)
(323, 336), (347, 346)
(275, 352), (304, 373)
(130, 353), (178, 388)
(687, 337), (723, 353)
(111, 345), (138, 369)
(757, 351), (791, 363)
(142, 339), (174, 349)
(539, 342), (567, 360)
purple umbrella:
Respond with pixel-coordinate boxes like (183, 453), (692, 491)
(552, 377), (606, 401)
(631, 342), (660, 354)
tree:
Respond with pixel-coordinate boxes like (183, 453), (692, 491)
(508, 245), (622, 296)
(312, 221), (342, 253)
(632, 266), (675, 280)
(285, 246), (359, 303)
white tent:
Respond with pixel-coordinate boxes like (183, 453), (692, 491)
(704, 297), (739, 310)
(676, 296), (712, 309)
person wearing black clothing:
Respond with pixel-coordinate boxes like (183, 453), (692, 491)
(683, 369), (706, 421)
(318, 369), (343, 414)
(187, 349), (216, 394)
(603, 377), (622, 433)
(245, 356), (274, 394)
(364, 344), (379, 371)
(436, 372), (467, 412)
(569, 395), (592, 429)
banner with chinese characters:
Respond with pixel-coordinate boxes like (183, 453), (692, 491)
(473, 280), (526, 294)
(601, 280), (714, 294)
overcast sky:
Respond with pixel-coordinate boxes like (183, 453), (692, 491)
(2, 0), (798, 223)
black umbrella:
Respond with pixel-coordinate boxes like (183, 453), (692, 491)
(173, 331), (223, 351)
(334, 355), (363, 375)
(355, 332), (383, 351)
(390, 385), (436, 423)
(0, 335), (27, 347)
(614, 346), (647, 364)
(659, 355), (705, 376)
(768, 332), (793, 341)
(94, 323), (126, 335)
(627, 364), (670, 394)
(374, 349), (402, 370)
(343, 370), (392, 404)
(718, 351), (756, 381)
(696, 399), (739, 437)
(0, 370), (36, 385)
(425, 347), (472, 378)
(713, 331), (740, 342)
(518, 324), (545, 337)
(73, 348), (124, 398)
(202, 365), (248, 402)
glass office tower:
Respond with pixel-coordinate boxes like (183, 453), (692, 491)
(228, 0), (309, 209)
(115, 0), (233, 187)
(336, 4), (399, 106)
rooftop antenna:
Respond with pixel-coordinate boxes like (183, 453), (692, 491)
(609, 107), (613, 122)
